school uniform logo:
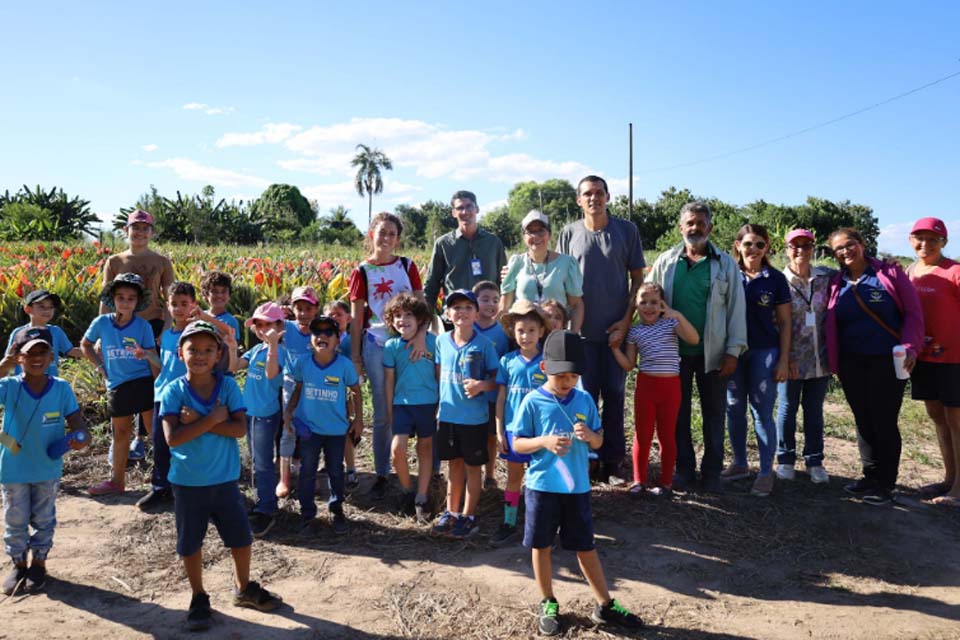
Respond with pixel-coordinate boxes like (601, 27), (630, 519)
(255, 361), (266, 369)
(869, 290), (884, 303)
(758, 293), (771, 307)
(324, 375), (340, 386)
(575, 412), (587, 422)
(532, 372), (546, 383)
(42, 411), (61, 426)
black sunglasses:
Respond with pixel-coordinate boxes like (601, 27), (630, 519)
(311, 327), (338, 337)
(740, 240), (767, 250)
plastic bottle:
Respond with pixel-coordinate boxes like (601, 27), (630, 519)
(47, 430), (88, 459)
(892, 345), (910, 380)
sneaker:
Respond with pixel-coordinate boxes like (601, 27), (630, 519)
(491, 523), (520, 547)
(720, 463), (750, 481)
(233, 580), (282, 612)
(136, 488), (171, 512)
(431, 511), (457, 536)
(1, 563), (26, 596)
(775, 464), (796, 481)
(591, 599), (643, 628)
(249, 512), (276, 539)
(844, 478), (875, 495)
(415, 501), (431, 524)
(751, 473), (775, 497)
(450, 515), (479, 540)
(332, 511), (348, 535)
(300, 516), (318, 535)
(809, 466), (830, 484)
(187, 591), (213, 631)
(370, 476), (389, 499)
(701, 477), (725, 494)
(24, 564), (47, 593)
(647, 485), (671, 497)
(345, 470), (359, 489)
(128, 437), (146, 461)
(672, 473), (695, 492)
(397, 492), (416, 517)
(538, 598), (561, 636)
(89, 479), (125, 496)
(862, 489), (894, 506)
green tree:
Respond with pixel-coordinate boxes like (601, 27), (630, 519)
(507, 179), (579, 230)
(395, 203), (430, 248)
(352, 144), (393, 227)
(250, 184), (315, 242)
(421, 200), (456, 245)
(0, 202), (62, 240)
(303, 205), (363, 245)
(0, 185), (97, 238)
(479, 205), (519, 248)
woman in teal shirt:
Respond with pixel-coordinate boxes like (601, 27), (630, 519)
(499, 211), (584, 333)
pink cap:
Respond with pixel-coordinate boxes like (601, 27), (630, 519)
(244, 302), (286, 327)
(290, 286), (319, 306)
(911, 217), (947, 239)
(126, 209), (154, 226)
(785, 228), (815, 245)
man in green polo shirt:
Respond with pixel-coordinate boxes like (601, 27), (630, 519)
(648, 202), (746, 493)
(424, 190), (507, 317)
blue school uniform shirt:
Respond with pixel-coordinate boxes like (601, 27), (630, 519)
(338, 331), (352, 358)
(153, 327), (186, 397)
(289, 353), (358, 436)
(0, 375), (80, 484)
(496, 350), (546, 432)
(159, 373), (245, 487)
(6, 324), (74, 378)
(383, 333), (439, 406)
(741, 267), (791, 350)
(242, 343), (286, 417)
(83, 314), (155, 389)
(283, 320), (313, 374)
(836, 266), (902, 356)
(215, 311), (242, 343)
(514, 387), (601, 494)
(437, 330), (499, 426)
(475, 321), (510, 404)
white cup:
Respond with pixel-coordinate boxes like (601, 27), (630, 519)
(892, 344), (910, 380)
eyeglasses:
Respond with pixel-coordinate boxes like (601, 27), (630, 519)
(788, 243), (814, 251)
(453, 204), (477, 213)
(311, 327), (338, 337)
(740, 240), (767, 250)
(524, 228), (548, 237)
(832, 241), (860, 255)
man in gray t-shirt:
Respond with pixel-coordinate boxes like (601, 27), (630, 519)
(556, 176), (645, 482)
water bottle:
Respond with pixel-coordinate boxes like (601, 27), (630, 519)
(892, 345), (910, 380)
(47, 430), (88, 459)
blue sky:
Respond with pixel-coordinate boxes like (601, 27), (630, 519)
(1, 1), (958, 255)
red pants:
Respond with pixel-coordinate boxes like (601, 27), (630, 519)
(633, 373), (680, 487)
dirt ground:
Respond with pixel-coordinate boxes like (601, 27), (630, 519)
(2, 428), (959, 640)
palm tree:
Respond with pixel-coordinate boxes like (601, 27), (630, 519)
(351, 144), (393, 227)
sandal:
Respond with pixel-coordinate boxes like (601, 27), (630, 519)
(627, 483), (645, 495)
(931, 495), (960, 508)
(89, 480), (125, 496)
(918, 481), (952, 499)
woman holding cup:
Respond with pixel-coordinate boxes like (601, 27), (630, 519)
(825, 228), (924, 505)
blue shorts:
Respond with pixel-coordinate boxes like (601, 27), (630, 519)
(392, 404), (438, 439)
(499, 430), (531, 464)
(523, 488), (594, 551)
(172, 481), (253, 556)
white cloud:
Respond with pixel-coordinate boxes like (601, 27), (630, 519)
(285, 118), (435, 154)
(217, 123), (302, 148)
(486, 153), (592, 184)
(146, 157), (270, 188)
(141, 144), (159, 152)
(182, 102), (235, 116)
(478, 199), (508, 215)
(277, 153), (354, 175)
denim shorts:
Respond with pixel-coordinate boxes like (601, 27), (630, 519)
(172, 481), (253, 556)
(392, 404), (438, 439)
(523, 488), (594, 551)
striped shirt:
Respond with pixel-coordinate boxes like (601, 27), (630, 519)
(626, 317), (680, 374)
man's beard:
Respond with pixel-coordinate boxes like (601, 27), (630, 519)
(683, 233), (707, 248)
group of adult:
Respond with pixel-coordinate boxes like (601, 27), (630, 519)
(351, 176), (959, 505)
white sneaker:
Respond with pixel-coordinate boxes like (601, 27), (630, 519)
(809, 466), (830, 484)
(775, 464), (796, 480)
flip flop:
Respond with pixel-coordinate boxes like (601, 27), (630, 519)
(931, 495), (960, 508)
(89, 480), (125, 496)
(918, 481), (952, 499)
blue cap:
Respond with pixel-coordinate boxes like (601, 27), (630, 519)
(445, 289), (478, 309)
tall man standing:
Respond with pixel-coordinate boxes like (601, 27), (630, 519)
(556, 176), (646, 483)
(424, 190), (507, 317)
(648, 202), (746, 493)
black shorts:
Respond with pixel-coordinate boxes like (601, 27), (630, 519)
(437, 421), (488, 466)
(107, 376), (154, 418)
(911, 361), (960, 407)
(523, 488), (595, 551)
(172, 481), (253, 556)
(486, 402), (497, 436)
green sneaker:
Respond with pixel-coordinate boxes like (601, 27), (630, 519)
(591, 598), (643, 628)
(538, 598), (560, 636)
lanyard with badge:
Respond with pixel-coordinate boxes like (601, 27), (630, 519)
(0, 383), (44, 455)
(790, 277), (817, 329)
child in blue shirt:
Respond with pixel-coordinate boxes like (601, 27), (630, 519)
(284, 315), (363, 535)
(432, 290), (499, 540)
(200, 271), (242, 345)
(324, 299), (358, 486)
(472, 280), (510, 490)
(81, 273), (156, 497)
(0, 328), (88, 596)
(0, 290), (80, 378)
(235, 302), (287, 538)
(491, 300), (548, 547)
(159, 321), (281, 630)
(513, 330), (642, 636)
(382, 292), (439, 521)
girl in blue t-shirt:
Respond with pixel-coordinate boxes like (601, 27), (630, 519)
(724, 225), (792, 497)
(81, 273), (157, 497)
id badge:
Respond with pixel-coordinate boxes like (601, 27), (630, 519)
(805, 312), (816, 327)
(470, 258), (482, 276)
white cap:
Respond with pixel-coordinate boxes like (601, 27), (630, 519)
(521, 210), (550, 231)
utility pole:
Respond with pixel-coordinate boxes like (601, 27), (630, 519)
(628, 122), (634, 219)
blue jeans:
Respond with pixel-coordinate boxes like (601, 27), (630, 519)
(676, 355), (728, 483)
(726, 348), (779, 475)
(581, 340), (626, 466)
(247, 412), (281, 515)
(2, 480), (58, 562)
(280, 376), (299, 458)
(362, 333), (392, 478)
(298, 433), (346, 520)
(776, 377), (829, 467)
(151, 402), (171, 490)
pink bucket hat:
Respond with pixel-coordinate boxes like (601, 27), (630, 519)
(785, 228), (815, 245)
(910, 217), (947, 239)
(290, 286), (319, 306)
(126, 209), (154, 226)
(244, 302), (286, 327)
